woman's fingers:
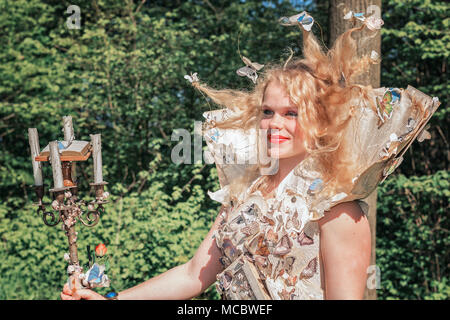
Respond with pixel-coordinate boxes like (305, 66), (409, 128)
(61, 282), (105, 300)
(61, 292), (76, 300)
(72, 288), (106, 300)
(62, 282), (72, 295)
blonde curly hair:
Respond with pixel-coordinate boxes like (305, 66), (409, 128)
(192, 24), (379, 201)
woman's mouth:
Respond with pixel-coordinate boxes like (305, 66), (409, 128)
(268, 134), (290, 144)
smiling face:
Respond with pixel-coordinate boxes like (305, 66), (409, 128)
(259, 80), (308, 161)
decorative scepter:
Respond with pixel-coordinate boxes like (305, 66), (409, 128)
(28, 116), (111, 291)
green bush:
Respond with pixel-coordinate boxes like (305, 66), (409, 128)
(0, 0), (448, 300)
(0, 164), (222, 300)
(376, 170), (449, 300)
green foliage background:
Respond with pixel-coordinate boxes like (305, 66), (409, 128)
(0, 0), (448, 300)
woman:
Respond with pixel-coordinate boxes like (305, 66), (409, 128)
(61, 11), (439, 300)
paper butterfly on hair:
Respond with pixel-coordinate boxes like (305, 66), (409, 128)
(344, 10), (384, 31)
(236, 56), (264, 84)
(376, 88), (401, 127)
(343, 11), (366, 22)
(184, 72), (199, 83)
(279, 11), (314, 31)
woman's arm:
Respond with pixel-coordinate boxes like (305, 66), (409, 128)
(118, 206), (225, 300)
(61, 205), (226, 300)
(318, 201), (371, 300)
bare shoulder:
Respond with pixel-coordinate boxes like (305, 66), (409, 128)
(318, 200), (367, 228)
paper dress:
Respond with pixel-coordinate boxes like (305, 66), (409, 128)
(203, 85), (440, 300)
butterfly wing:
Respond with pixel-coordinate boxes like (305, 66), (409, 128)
(417, 129), (431, 142)
(236, 66), (258, 84)
(250, 62), (264, 71)
(87, 263), (100, 283)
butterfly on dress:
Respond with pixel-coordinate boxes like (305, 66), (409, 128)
(308, 178), (324, 195)
(417, 125), (432, 142)
(299, 257), (318, 280)
(279, 11), (314, 31)
(379, 132), (404, 160)
(210, 128), (220, 142)
(236, 56), (264, 84)
(273, 234), (293, 256)
(297, 230), (314, 246)
(376, 88), (401, 127)
(381, 156), (404, 183)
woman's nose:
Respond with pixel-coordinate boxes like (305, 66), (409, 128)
(269, 113), (283, 130)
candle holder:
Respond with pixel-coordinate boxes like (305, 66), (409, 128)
(28, 116), (111, 290)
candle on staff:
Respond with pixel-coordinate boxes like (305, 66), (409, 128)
(49, 140), (64, 189)
(90, 134), (103, 183)
(28, 128), (43, 186)
(62, 116), (74, 144)
(62, 116), (77, 183)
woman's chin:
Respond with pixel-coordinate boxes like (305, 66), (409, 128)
(267, 150), (288, 159)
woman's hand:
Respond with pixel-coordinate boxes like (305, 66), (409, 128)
(60, 275), (106, 300)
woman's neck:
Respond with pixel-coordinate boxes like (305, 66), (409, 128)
(265, 151), (309, 194)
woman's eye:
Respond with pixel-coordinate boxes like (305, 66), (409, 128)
(286, 111), (298, 117)
(262, 109), (273, 116)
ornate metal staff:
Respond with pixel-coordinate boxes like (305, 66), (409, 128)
(28, 116), (111, 290)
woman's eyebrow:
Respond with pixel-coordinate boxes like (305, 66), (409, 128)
(261, 104), (297, 110)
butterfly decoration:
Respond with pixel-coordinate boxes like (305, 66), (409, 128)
(279, 11), (314, 31)
(246, 234), (270, 257)
(83, 263), (110, 288)
(104, 292), (118, 299)
(297, 230), (314, 246)
(376, 88), (401, 127)
(265, 228), (278, 244)
(343, 11), (366, 22)
(184, 72), (199, 83)
(222, 238), (239, 259)
(381, 156), (404, 182)
(58, 141), (66, 150)
(417, 125), (432, 142)
(299, 257), (318, 280)
(379, 133), (401, 159)
(273, 234), (293, 256)
(370, 50), (380, 63)
(236, 56), (264, 84)
(254, 254), (272, 279)
(308, 178), (324, 195)
(241, 221), (259, 237)
(210, 128), (220, 142)
(406, 118), (416, 133)
(365, 15), (384, 31)
(344, 10), (384, 31)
